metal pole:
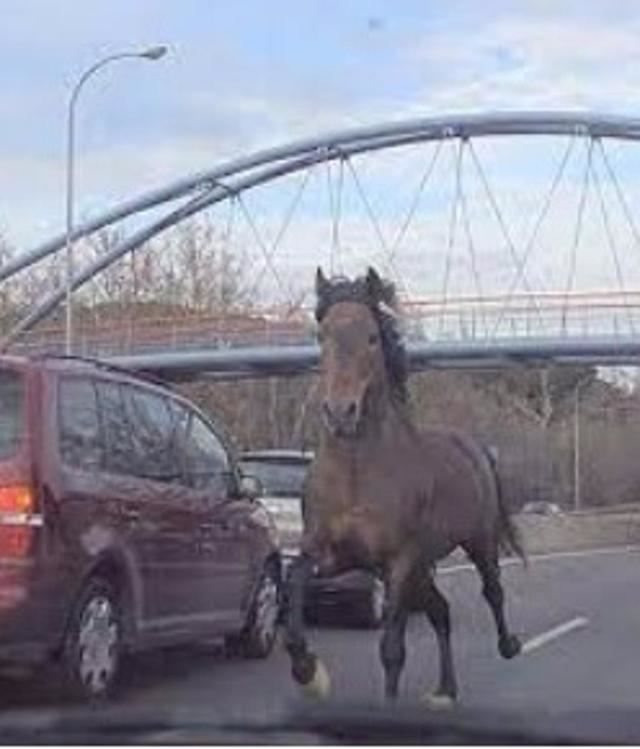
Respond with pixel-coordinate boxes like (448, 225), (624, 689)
(65, 92), (76, 355)
(573, 377), (590, 511)
(573, 383), (581, 511)
(64, 47), (168, 355)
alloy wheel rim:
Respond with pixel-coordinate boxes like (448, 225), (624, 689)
(77, 595), (119, 694)
(255, 576), (279, 646)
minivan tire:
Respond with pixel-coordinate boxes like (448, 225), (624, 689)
(59, 577), (123, 702)
(227, 565), (280, 659)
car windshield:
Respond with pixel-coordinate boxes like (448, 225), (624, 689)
(0, 370), (23, 460)
(240, 459), (308, 498)
(5, 1), (640, 744)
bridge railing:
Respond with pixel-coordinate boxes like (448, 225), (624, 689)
(9, 289), (640, 358)
(406, 290), (640, 341)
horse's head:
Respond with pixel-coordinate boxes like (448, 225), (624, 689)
(315, 266), (407, 438)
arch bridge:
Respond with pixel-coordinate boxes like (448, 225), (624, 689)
(6, 111), (640, 379)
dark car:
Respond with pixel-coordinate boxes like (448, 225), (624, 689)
(239, 450), (385, 628)
(0, 355), (282, 701)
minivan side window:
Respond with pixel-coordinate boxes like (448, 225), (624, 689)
(124, 387), (182, 483)
(182, 412), (231, 495)
(96, 381), (136, 476)
(59, 378), (103, 471)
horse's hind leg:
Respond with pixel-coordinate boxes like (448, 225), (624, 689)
(420, 574), (457, 706)
(283, 553), (330, 697)
(463, 540), (521, 659)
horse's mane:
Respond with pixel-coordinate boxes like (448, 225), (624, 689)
(315, 271), (409, 404)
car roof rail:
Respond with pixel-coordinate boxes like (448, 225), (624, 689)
(31, 353), (174, 390)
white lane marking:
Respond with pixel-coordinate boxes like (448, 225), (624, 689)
(438, 544), (640, 575)
(521, 616), (589, 654)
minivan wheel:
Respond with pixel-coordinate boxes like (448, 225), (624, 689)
(227, 566), (280, 659)
(60, 578), (122, 701)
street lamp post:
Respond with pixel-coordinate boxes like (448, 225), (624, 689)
(64, 46), (167, 355)
(573, 376), (592, 511)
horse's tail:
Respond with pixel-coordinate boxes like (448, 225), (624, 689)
(485, 447), (527, 564)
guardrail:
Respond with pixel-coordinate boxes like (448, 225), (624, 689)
(517, 507), (640, 555)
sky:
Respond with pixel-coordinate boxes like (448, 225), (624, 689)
(4, 0), (640, 316)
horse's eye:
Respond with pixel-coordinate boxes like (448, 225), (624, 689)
(368, 333), (379, 346)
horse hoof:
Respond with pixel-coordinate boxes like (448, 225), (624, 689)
(499, 634), (522, 660)
(301, 658), (331, 700)
(422, 692), (456, 710)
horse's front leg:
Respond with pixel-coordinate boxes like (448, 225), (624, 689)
(379, 552), (414, 701)
(283, 552), (331, 698)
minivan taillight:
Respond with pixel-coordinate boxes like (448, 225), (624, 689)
(0, 485), (34, 514)
(0, 486), (37, 561)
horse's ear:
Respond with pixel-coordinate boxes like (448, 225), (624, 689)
(316, 267), (329, 297)
(366, 266), (385, 303)
(366, 266), (397, 308)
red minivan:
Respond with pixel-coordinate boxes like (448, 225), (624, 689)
(0, 355), (282, 700)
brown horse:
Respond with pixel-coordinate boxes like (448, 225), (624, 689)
(283, 267), (524, 706)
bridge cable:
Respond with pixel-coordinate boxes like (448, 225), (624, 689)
(325, 158), (345, 275)
(241, 166), (314, 304)
(220, 195), (238, 305)
(458, 143), (488, 338)
(438, 139), (464, 338)
(265, 165), (315, 311)
(561, 138), (594, 335)
(325, 161), (335, 276)
(467, 140), (543, 324)
(490, 136), (577, 339)
(343, 157), (409, 296)
(597, 139), (640, 272)
(335, 158), (345, 271)
(388, 140), (443, 267)
(325, 161), (336, 274)
(237, 196), (288, 301)
(591, 145), (635, 335)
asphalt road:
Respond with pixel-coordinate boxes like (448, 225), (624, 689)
(1, 546), (639, 741)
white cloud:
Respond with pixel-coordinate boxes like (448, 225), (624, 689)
(407, 11), (640, 114)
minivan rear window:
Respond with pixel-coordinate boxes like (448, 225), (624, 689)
(0, 370), (24, 460)
(0, 370), (24, 461)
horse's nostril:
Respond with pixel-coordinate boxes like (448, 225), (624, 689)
(322, 400), (358, 431)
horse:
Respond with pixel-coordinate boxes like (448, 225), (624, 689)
(282, 266), (524, 707)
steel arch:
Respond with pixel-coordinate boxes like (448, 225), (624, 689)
(7, 110), (640, 282)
